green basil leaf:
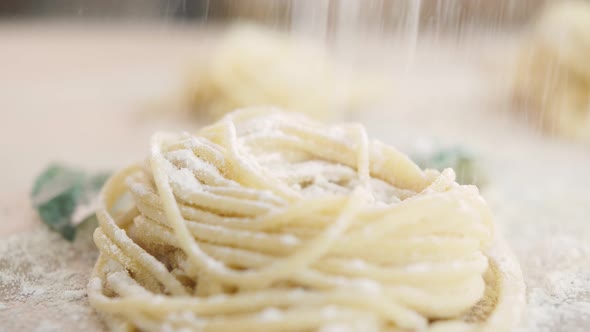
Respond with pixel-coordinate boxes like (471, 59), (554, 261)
(31, 164), (110, 241)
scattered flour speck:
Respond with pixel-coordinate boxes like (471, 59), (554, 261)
(280, 234), (299, 245)
(64, 289), (87, 301)
(258, 307), (283, 321)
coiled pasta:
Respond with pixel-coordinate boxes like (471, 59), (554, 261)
(89, 108), (522, 331)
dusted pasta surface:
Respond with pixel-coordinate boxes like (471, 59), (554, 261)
(89, 108), (524, 332)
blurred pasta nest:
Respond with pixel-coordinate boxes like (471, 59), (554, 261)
(184, 25), (384, 119)
(514, 0), (590, 139)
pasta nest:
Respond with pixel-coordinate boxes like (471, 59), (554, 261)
(89, 108), (523, 332)
(184, 25), (382, 119)
(514, 0), (590, 139)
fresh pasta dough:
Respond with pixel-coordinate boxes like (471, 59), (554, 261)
(184, 25), (382, 119)
(513, 0), (590, 139)
(88, 108), (524, 331)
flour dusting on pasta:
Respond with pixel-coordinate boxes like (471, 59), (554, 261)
(88, 107), (523, 331)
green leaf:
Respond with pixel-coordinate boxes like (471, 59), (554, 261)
(412, 147), (486, 188)
(31, 164), (111, 241)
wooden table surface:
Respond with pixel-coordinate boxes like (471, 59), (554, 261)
(1, 21), (589, 331)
